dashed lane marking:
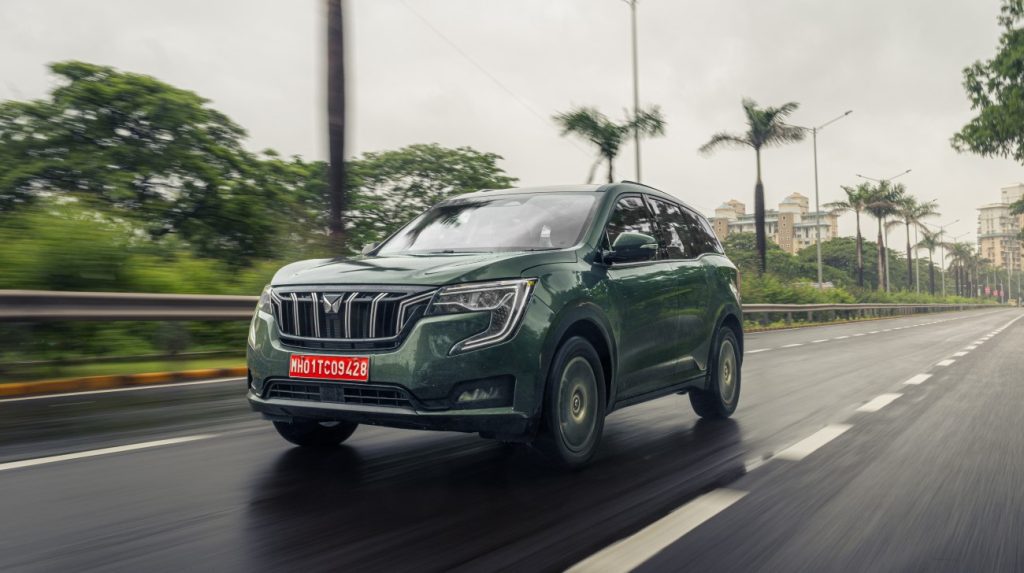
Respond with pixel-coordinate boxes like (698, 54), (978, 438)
(775, 424), (853, 461)
(567, 489), (748, 573)
(903, 374), (932, 385)
(857, 393), (903, 412)
(936, 359), (956, 367)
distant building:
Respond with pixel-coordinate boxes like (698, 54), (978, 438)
(977, 184), (1024, 269)
(710, 192), (839, 255)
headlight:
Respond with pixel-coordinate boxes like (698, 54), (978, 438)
(426, 279), (536, 354)
(257, 285), (274, 314)
(250, 285), (273, 348)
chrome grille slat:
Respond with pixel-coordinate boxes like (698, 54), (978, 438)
(368, 292), (387, 338)
(271, 287), (435, 350)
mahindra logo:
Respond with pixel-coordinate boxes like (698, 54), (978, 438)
(321, 294), (345, 313)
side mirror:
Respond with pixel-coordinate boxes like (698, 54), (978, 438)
(602, 232), (658, 264)
(360, 242), (379, 255)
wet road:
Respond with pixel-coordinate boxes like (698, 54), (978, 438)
(1, 308), (1021, 572)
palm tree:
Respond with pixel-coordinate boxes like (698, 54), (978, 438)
(917, 228), (942, 295)
(554, 106), (666, 184)
(699, 98), (805, 275)
(890, 195), (939, 290)
(327, 0), (347, 251)
(825, 183), (873, 287)
(864, 182), (902, 291)
(946, 242), (975, 297)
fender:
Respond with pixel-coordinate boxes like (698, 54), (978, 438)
(539, 299), (619, 408)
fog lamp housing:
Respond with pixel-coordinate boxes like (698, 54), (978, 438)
(449, 376), (515, 409)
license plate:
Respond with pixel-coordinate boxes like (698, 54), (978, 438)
(288, 355), (369, 382)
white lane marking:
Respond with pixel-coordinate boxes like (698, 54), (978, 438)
(776, 424), (853, 461)
(857, 393), (903, 412)
(853, 333), (866, 337)
(835, 335), (850, 340)
(747, 348), (771, 354)
(936, 359), (956, 367)
(781, 343), (804, 348)
(903, 374), (932, 385)
(811, 339), (828, 344)
(952, 351), (968, 357)
(869, 331), (880, 334)
(882, 329), (892, 332)
(0, 377), (245, 403)
(0, 435), (218, 472)
(567, 489), (748, 573)
(965, 345), (978, 350)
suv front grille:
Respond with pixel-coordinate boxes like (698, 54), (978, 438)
(271, 287), (435, 350)
(265, 381), (414, 409)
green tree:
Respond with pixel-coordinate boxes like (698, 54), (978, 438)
(952, 0), (1024, 161)
(553, 106), (665, 183)
(889, 195), (939, 291)
(0, 61), (280, 262)
(825, 183), (873, 287)
(916, 228), (943, 295)
(863, 182), (903, 291)
(1012, 198), (1024, 215)
(699, 98), (805, 275)
(345, 143), (518, 249)
(946, 242), (976, 297)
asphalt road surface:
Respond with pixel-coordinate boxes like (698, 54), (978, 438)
(1, 308), (1022, 572)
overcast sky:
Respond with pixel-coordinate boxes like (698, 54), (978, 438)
(3, 0), (1022, 244)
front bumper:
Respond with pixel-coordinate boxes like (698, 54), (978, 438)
(246, 294), (555, 437)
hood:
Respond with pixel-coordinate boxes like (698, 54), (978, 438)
(271, 250), (576, 287)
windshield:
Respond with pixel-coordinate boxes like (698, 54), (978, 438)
(377, 192), (598, 254)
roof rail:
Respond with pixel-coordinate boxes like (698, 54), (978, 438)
(619, 180), (662, 192)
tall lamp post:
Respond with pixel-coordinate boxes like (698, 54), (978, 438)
(788, 110), (853, 289)
(623, 0), (641, 181)
(856, 169), (912, 292)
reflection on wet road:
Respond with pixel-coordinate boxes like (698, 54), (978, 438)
(0, 309), (1020, 572)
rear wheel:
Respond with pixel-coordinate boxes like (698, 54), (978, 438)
(690, 327), (741, 419)
(273, 419), (358, 447)
(534, 337), (607, 469)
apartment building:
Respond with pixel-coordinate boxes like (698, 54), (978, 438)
(710, 193), (839, 255)
(977, 184), (1024, 270)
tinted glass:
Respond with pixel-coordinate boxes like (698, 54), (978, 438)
(647, 197), (692, 259)
(696, 212), (725, 254)
(377, 192), (597, 254)
(605, 196), (658, 253)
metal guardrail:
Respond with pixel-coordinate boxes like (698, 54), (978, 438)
(0, 290), (1000, 322)
(0, 290), (256, 322)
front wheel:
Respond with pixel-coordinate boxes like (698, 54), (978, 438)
(534, 336), (607, 469)
(274, 419), (358, 447)
(690, 327), (741, 419)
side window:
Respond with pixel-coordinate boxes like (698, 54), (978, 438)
(684, 209), (724, 253)
(646, 197), (689, 259)
(605, 195), (658, 254)
(648, 197), (709, 259)
(695, 212), (725, 254)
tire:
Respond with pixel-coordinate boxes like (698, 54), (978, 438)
(273, 419), (358, 447)
(690, 327), (741, 419)
(534, 336), (607, 469)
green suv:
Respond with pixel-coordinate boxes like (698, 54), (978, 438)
(247, 182), (743, 467)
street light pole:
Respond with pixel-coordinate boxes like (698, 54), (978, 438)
(625, 0), (641, 181)
(790, 110), (852, 289)
(856, 168), (911, 292)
